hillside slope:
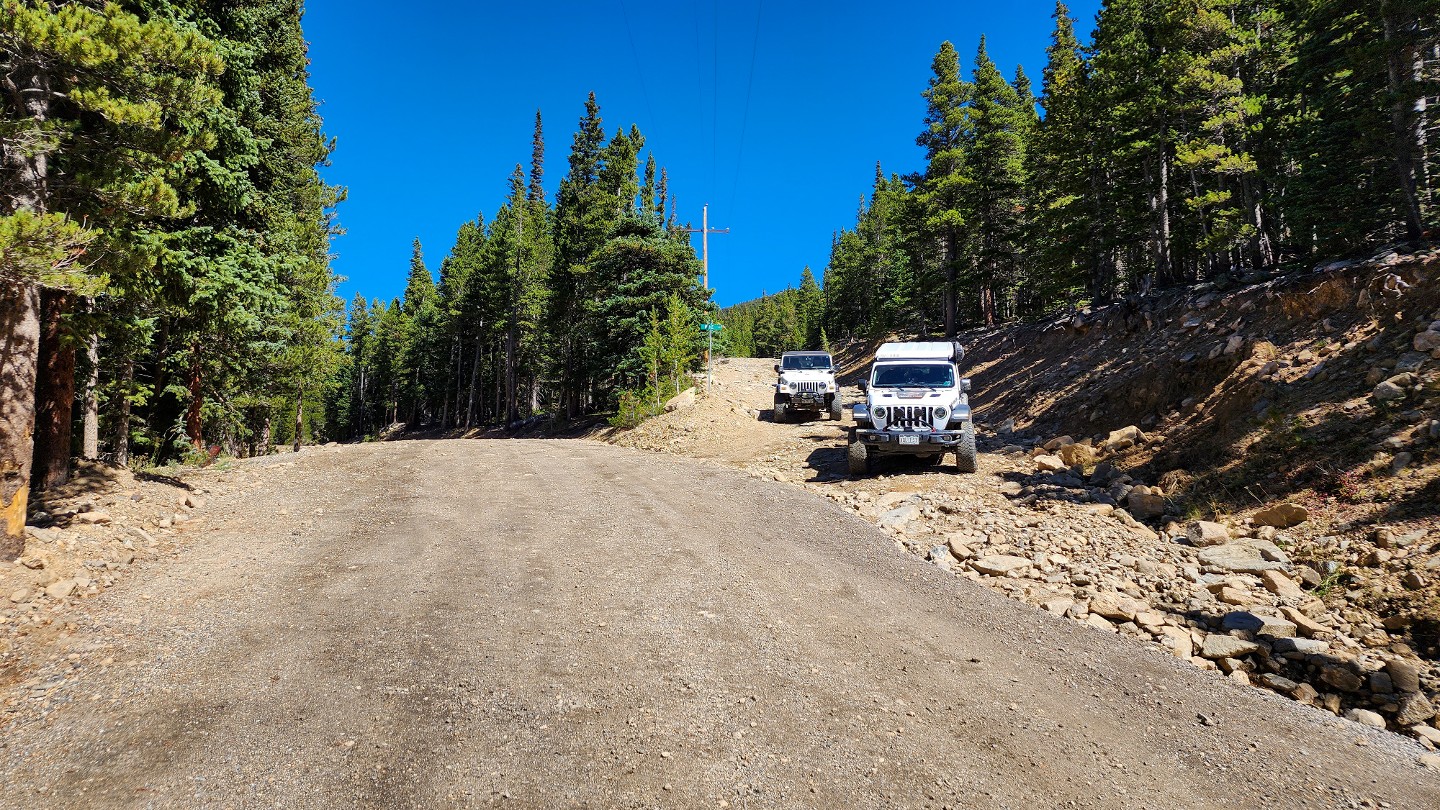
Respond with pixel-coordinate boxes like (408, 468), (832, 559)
(961, 247), (1440, 659)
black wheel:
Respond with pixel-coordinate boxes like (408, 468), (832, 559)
(847, 438), (870, 476)
(829, 397), (844, 421)
(955, 421), (977, 473)
(774, 400), (789, 423)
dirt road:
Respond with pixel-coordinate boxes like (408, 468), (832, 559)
(1, 439), (1438, 808)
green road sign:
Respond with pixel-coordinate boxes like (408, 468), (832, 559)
(700, 323), (723, 332)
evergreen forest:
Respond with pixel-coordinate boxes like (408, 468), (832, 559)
(1, 0), (341, 558)
(324, 96), (713, 440)
(728, 0), (1440, 351)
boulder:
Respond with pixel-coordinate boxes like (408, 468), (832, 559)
(1104, 425), (1144, 451)
(1373, 379), (1408, 402)
(664, 387), (697, 412)
(1126, 490), (1167, 520)
(877, 504), (921, 531)
(945, 537), (975, 560)
(1279, 606), (1331, 638)
(1221, 611), (1297, 638)
(1273, 637), (1329, 655)
(1387, 659), (1422, 694)
(970, 555), (1032, 577)
(1260, 570), (1305, 598)
(927, 545), (955, 571)
(1043, 435), (1075, 451)
(1057, 443), (1095, 468)
(1200, 634), (1259, 659)
(1185, 520), (1230, 547)
(1346, 708), (1387, 729)
(1088, 591), (1145, 622)
(1395, 694), (1437, 726)
(1157, 626), (1193, 658)
(1413, 330), (1440, 352)
(1395, 352), (1429, 373)
(1255, 673), (1299, 693)
(1320, 665), (1364, 693)
(44, 579), (76, 599)
(1197, 539), (1289, 574)
(1252, 502), (1308, 528)
(1034, 455), (1066, 472)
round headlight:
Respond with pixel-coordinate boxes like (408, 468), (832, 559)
(873, 406), (887, 419)
(935, 407), (949, 422)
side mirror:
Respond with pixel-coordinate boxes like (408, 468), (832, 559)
(858, 380), (868, 392)
(773, 364), (781, 373)
(961, 378), (972, 393)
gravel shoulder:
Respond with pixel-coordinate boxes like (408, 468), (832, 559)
(0, 438), (1438, 807)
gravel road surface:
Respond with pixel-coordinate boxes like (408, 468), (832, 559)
(1, 439), (1438, 808)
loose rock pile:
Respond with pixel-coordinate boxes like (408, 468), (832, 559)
(859, 421), (1440, 749)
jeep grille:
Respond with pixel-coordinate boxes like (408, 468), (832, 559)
(888, 405), (935, 431)
(794, 381), (826, 393)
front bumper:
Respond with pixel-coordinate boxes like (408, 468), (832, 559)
(855, 427), (962, 452)
(777, 391), (832, 408)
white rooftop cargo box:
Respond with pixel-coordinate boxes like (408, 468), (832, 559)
(874, 341), (964, 362)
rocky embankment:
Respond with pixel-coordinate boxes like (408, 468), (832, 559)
(895, 421), (1440, 751)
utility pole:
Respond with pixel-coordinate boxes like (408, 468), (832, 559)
(681, 204), (729, 393)
(681, 203), (729, 292)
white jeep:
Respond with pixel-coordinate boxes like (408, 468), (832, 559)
(773, 351), (842, 422)
(848, 341), (975, 475)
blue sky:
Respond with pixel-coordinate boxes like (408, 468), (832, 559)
(304, 1), (1101, 308)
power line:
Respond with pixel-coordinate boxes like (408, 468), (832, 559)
(727, 0), (764, 216)
(615, 0), (659, 142)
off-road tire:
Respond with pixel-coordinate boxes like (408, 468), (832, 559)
(954, 421), (977, 473)
(847, 437), (870, 477)
(828, 397), (844, 421)
(773, 400), (789, 423)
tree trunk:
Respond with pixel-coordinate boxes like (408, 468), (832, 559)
(185, 353), (204, 451)
(258, 410), (272, 455)
(943, 231), (957, 338)
(293, 386), (304, 452)
(32, 288), (76, 492)
(1156, 142), (1173, 284)
(81, 330), (99, 459)
(1, 63), (51, 558)
(0, 282), (41, 560)
(111, 358), (134, 467)
(1382, 3), (1425, 240)
(466, 337), (481, 428)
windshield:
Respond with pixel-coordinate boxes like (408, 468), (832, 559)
(781, 354), (832, 371)
(872, 363), (955, 388)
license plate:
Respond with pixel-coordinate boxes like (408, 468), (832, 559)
(899, 435), (920, 445)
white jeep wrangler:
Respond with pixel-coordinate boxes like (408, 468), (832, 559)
(848, 341), (976, 475)
(773, 351), (842, 422)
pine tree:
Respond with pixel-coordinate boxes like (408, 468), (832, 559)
(1029, 2), (1096, 306)
(965, 36), (1029, 325)
(914, 41), (973, 336)
(0, 0), (222, 556)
